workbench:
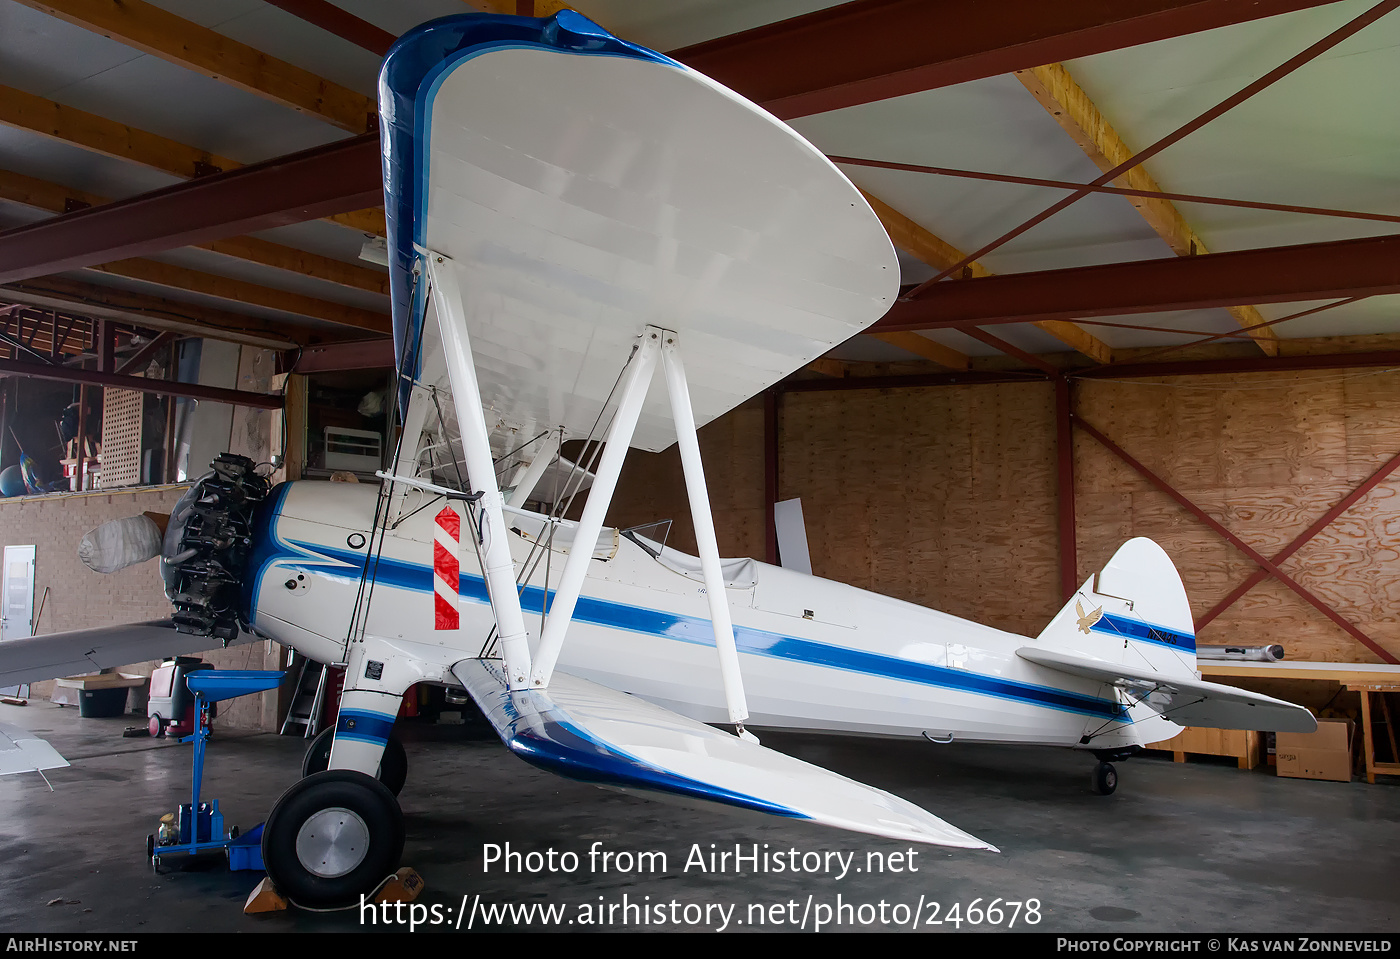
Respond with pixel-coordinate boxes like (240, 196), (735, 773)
(1199, 660), (1400, 783)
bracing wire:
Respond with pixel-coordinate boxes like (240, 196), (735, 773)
(344, 268), (422, 653)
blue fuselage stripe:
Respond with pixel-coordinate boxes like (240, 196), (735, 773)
(1090, 612), (1196, 652)
(261, 535), (1128, 722)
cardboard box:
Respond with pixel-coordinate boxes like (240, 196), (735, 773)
(1276, 718), (1353, 782)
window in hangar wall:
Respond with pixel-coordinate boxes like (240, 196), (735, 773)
(301, 368), (396, 480)
(0, 329), (246, 498)
(0, 361), (173, 496)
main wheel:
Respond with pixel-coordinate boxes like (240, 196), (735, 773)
(262, 770), (404, 909)
(1092, 761), (1118, 796)
(301, 727), (407, 796)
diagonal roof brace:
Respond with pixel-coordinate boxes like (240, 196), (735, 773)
(674, 0), (1351, 118)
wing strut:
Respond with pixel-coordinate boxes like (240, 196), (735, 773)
(425, 250), (753, 730)
(659, 332), (754, 737)
(505, 430), (563, 509)
(424, 252), (534, 689)
(515, 325), (754, 734)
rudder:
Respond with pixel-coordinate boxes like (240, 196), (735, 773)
(1036, 538), (1197, 681)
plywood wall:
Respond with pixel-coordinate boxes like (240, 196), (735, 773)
(1075, 371), (1400, 665)
(780, 384), (1059, 636)
(607, 397), (768, 561)
(608, 369), (1400, 664)
(609, 384), (1061, 638)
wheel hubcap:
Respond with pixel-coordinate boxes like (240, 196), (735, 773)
(296, 807), (370, 878)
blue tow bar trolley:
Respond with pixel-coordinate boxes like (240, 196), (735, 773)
(146, 670), (285, 872)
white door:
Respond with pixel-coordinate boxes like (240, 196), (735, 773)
(0, 545), (35, 696)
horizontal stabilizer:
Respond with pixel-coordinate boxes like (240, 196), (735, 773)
(1017, 646), (1317, 733)
(0, 620), (255, 688)
(0, 721), (69, 777)
(452, 659), (995, 851)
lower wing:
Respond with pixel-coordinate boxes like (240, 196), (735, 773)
(1017, 646), (1317, 733)
(453, 659), (996, 851)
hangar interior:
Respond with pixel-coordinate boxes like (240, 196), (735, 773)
(0, 0), (1398, 934)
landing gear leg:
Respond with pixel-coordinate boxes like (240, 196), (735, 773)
(302, 727), (408, 796)
(261, 770), (404, 908)
(269, 642), (417, 904)
(1092, 761), (1118, 796)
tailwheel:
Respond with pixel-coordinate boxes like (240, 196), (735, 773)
(262, 770), (404, 908)
(1092, 761), (1118, 796)
(301, 727), (408, 796)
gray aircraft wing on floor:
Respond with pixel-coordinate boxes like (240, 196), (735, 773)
(0, 620), (254, 688)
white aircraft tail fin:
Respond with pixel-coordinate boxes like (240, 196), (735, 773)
(1025, 538), (1316, 736)
(1036, 538), (1198, 682)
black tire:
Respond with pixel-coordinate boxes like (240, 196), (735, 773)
(1092, 761), (1118, 796)
(301, 727), (407, 797)
(261, 770), (404, 909)
(146, 834), (155, 867)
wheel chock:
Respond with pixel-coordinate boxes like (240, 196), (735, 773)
(243, 877), (288, 914)
(374, 868), (424, 905)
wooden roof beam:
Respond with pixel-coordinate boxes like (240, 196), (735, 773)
(0, 83), (236, 177)
(87, 259), (390, 335)
(860, 190), (1113, 364)
(474, 2), (575, 17)
(0, 168), (388, 296)
(867, 330), (970, 370)
(1016, 63), (1279, 357)
(2, 276), (312, 349)
(15, 0), (376, 133)
(0, 84), (385, 237)
(805, 358), (852, 377)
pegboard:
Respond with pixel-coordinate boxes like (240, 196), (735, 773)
(100, 388), (144, 488)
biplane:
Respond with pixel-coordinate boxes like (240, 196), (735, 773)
(0, 10), (1314, 909)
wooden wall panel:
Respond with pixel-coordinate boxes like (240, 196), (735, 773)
(606, 398), (767, 560)
(603, 369), (1400, 664)
(744, 384), (1059, 635)
(1077, 371), (1400, 664)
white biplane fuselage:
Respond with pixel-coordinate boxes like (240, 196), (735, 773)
(248, 479), (1174, 755)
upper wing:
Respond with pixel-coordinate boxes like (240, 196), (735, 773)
(0, 621), (254, 688)
(380, 12), (898, 453)
(454, 659), (995, 851)
(1017, 646), (1317, 733)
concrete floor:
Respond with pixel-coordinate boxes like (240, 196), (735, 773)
(1, 700), (1397, 934)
